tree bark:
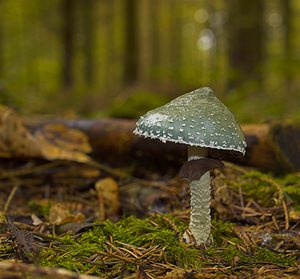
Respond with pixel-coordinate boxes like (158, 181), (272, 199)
(62, 0), (75, 91)
(28, 118), (300, 173)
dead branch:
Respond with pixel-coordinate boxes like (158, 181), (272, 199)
(0, 262), (99, 279)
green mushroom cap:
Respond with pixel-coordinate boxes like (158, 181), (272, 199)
(133, 87), (247, 156)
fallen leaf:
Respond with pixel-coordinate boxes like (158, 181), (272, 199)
(0, 105), (41, 158)
(289, 208), (300, 221)
(31, 214), (43, 226)
(0, 106), (93, 163)
(49, 203), (85, 225)
(7, 219), (40, 263)
(95, 178), (120, 220)
(53, 164), (100, 179)
(34, 124), (92, 163)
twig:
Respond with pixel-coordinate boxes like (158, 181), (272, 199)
(87, 160), (165, 187)
(282, 200), (290, 230)
(117, 246), (139, 259)
(97, 249), (135, 263)
(138, 245), (161, 259)
(272, 215), (280, 231)
(290, 219), (300, 230)
(0, 161), (62, 180)
(238, 187), (245, 208)
(3, 184), (19, 214)
(0, 262), (99, 279)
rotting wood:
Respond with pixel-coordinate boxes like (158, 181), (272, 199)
(0, 262), (99, 279)
(27, 118), (300, 173)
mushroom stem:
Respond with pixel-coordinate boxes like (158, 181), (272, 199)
(188, 146), (208, 160)
(188, 146), (211, 244)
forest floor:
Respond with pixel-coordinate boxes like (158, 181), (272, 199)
(0, 105), (299, 278)
(0, 157), (300, 278)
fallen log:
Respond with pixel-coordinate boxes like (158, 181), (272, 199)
(239, 123), (300, 173)
(28, 118), (300, 173)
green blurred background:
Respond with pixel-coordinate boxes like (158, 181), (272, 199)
(0, 0), (299, 122)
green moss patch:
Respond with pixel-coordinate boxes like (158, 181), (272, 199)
(39, 215), (297, 277)
(40, 215), (201, 276)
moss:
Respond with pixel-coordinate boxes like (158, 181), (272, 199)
(229, 170), (300, 206)
(206, 220), (242, 263)
(40, 234), (102, 273)
(28, 200), (51, 218)
(228, 170), (282, 207)
(206, 244), (296, 268)
(0, 241), (15, 259)
(40, 215), (201, 275)
(249, 247), (296, 266)
(281, 174), (300, 203)
(207, 219), (297, 268)
(211, 219), (239, 246)
(39, 214), (298, 276)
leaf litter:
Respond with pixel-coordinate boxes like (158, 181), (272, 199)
(0, 158), (300, 278)
(0, 106), (300, 278)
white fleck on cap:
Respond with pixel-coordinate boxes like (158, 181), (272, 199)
(133, 87), (247, 155)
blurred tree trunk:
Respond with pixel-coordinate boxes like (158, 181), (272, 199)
(150, 0), (160, 81)
(0, 0), (7, 101)
(159, 1), (172, 85)
(0, 0), (5, 78)
(139, 0), (151, 84)
(170, 0), (182, 83)
(227, 0), (264, 90)
(123, 0), (139, 86)
(62, 0), (75, 91)
(105, 0), (115, 89)
(82, 0), (95, 87)
(207, 1), (217, 79)
(0, 5), (3, 83)
(281, 0), (292, 91)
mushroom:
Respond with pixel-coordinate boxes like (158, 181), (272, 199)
(133, 87), (246, 244)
